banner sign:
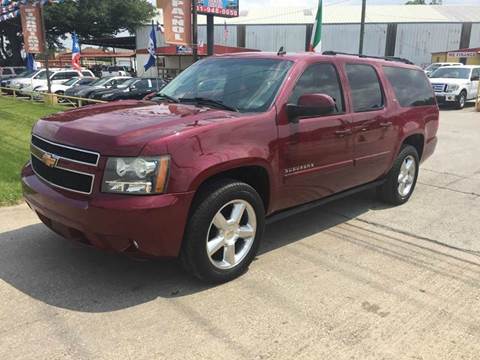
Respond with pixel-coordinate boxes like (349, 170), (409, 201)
(197, 0), (239, 18)
(20, 4), (45, 54)
(447, 51), (478, 58)
(160, 0), (192, 46)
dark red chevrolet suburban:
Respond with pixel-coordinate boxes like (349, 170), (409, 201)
(22, 52), (439, 282)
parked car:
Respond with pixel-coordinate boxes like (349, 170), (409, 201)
(0, 69), (35, 89)
(101, 65), (130, 77)
(19, 68), (95, 94)
(22, 52), (438, 283)
(429, 65), (480, 109)
(0, 66), (26, 81)
(90, 78), (166, 101)
(36, 77), (97, 95)
(64, 76), (131, 99)
(424, 62), (463, 77)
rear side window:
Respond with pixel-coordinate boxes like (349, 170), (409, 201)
(289, 63), (344, 113)
(383, 66), (435, 107)
(346, 64), (384, 112)
(2, 69), (12, 75)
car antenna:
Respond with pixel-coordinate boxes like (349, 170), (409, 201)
(277, 46), (286, 56)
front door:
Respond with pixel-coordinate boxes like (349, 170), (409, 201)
(277, 62), (355, 209)
(345, 63), (397, 185)
(469, 68), (480, 100)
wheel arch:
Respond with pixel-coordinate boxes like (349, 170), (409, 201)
(189, 161), (273, 213)
(401, 133), (425, 160)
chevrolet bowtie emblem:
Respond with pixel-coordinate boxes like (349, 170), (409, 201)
(41, 152), (59, 168)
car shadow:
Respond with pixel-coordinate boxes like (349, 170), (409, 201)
(0, 189), (381, 313)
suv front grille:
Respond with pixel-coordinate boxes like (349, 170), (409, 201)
(30, 135), (99, 195)
(431, 83), (447, 93)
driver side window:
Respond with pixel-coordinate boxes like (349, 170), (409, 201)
(289, 63), (344, 113)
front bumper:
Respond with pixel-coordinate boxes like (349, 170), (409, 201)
(435, 92), (458, 104)
(22, 163), (195, 258)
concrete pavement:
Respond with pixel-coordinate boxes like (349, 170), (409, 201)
(0, 105), (479, 359)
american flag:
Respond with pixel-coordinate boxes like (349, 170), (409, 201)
(71, 32), (81, 72)
(223, 20), (229, 42)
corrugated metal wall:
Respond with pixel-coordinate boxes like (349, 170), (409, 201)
(198, 25), (238, 47)
(323, 24), (387, 56)
(470, 23), (480, 48)
(245, 25), (307, 52)
(136, 22), (478, 70)
(395, 23), (462, 66)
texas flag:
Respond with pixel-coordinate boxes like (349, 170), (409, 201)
(71, 32), (81, 72)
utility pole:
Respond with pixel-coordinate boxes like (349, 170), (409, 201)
(192, 0), (198, 62)
(207, 14), (214, 56)
(359, 0), (366, 55)
(39, 2), (51, 93)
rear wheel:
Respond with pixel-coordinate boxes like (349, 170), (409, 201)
(378, 145), (419, 205)
(456, 90), (466, 109)
(181, 180), (265, 283)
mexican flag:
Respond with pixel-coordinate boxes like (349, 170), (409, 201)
(309, 0), (323, 52)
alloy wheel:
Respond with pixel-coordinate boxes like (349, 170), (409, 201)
(397, 155), (416, 197)
(206, 199), (257, 270)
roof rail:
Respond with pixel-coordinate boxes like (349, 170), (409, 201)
(322, 51), (414, 65)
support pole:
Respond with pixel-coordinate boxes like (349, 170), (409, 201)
(39, 3), (51, 94)
(192, 0), (198, 62)
(207, 14), (214, 56)
(359, 0), (366, 55)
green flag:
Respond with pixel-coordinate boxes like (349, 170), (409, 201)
(309, 0), (323, 52)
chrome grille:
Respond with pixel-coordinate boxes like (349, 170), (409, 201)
(431, 83), (446, 93)
(30, 135), (99, 195)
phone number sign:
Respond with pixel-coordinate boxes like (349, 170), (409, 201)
(197, 0), (239, 18)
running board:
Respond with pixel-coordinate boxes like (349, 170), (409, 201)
(266, 179), (385, 224)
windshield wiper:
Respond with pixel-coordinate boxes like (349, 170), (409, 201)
(156, 93), (179, 103)
(179, 97), (239, 112)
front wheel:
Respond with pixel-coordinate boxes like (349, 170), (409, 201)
(378, 145), (419, 205)
(456, 90), (467, 109)
(181, 180), (265, 283)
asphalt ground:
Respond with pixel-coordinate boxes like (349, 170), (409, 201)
(0, 104), (479, 359)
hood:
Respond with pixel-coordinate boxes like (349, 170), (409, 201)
(33, 100), (240, 156)
(430, 78), (470, 85)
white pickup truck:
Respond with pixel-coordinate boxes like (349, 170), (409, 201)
(430, 65), (480, 109)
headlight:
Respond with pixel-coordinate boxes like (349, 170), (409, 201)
(446, 84), (459, 92)
(102, 156), (170, 195)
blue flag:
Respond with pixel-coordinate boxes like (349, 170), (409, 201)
(144, 22), (157, 71)
(26, 54), (37, 72)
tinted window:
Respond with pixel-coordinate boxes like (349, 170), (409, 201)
(134, 79), (150, 89)
(346, 64), (383, 112)
(14, 68), (25, 74)
(2, 69), (12, 75)
(383, 67), (435, 107)
(289, 63), (344, 112)
(472, 68), (480, 79)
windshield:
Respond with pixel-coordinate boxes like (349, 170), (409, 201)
(63, 77), (79, 86)
(425, 64), (441, 72)
(431, 68), (471, 79)
(159, 57), (293, 113)
(93, 77), (116, 86)
(116, 78), (138, 89)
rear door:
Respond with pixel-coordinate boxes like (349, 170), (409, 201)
(346, 63), (397, 185)
(278, 62), (355, 207)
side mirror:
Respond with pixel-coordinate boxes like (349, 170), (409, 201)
(286, 93), (336, 123)
(471, 75), (479, 81)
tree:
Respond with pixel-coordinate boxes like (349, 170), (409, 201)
(0, 0), (155, 66)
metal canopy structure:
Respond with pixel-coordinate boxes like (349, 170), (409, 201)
(80, 36), (136, 50)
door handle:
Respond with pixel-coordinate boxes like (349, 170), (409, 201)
(380, 122), (393, 128)
(335, 129), (352, 137)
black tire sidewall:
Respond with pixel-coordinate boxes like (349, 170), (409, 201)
(457, 91), (466, 109)
(382, 145), (420, 205)
(182, 180), (265, 283)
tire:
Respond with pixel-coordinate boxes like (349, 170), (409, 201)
(181, 179), (265, 283)
(456, 90), (466, 110)
(378, 145), (419, 205)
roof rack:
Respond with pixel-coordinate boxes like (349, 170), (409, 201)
(322, 51), (414, 65)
